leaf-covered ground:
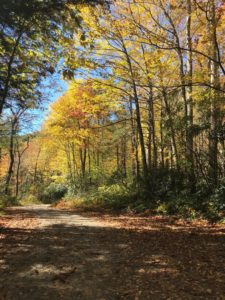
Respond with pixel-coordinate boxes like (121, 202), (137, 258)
(1, 205), (225, 299)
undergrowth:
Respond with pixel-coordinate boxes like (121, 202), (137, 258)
(0, 195), (19, 211)
(55, 175), (225, 223)
(2, 169), (225, 223)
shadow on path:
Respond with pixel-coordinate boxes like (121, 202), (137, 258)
(1, 205), (225, 299)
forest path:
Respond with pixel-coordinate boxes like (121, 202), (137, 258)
(1, 204), (225, 299)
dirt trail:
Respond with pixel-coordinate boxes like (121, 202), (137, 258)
(1, 205), (225, 300)
(24, 204), (107, 228)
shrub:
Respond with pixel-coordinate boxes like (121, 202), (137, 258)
(39, 183), (67, 203)
(20, 194), (41, 205)
(89, 184), (137, 210)
(210, 178), (225, 211)
(138, 168), (188, 205)
(63, 184), (139, 211)
(155, 195), (198, 220)
(106, 170), (126, 185)
(0, 195), (18, 208)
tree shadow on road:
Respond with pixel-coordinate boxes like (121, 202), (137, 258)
(1, 210), (225, 299)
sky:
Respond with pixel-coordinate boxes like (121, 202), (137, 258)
(26, 74), (68, 134)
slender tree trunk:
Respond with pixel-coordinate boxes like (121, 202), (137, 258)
(122, 136), (127, 177)
(79, 143), (87, 190)
(147, 92), (152, 168)
(15, 154), (21, 197)
(186, 0), (195, 189)
(129, 97), (137, 179)
(96, 119), (100, 168)
(162, 89), (179, 168)
(87, 139), (91, 183)
(15, 137), (30, 197)
(122, 43), (148, 177)
(147, 122), (152, 168)
(135, 130), (141, 181)
(147, 86), (157, 169)
(141, 44), (157, 169)
(0, 29), (24, 115)
(208, 0), (220, 186)
(5, 119), (17, 194)
(64, 144), (74, 185)
(160, 100), (165, 168)
(33, 147), (41, 183)
(71, 142), (78, 180)
(0, 147), (2, 178)
(116, 144), (120, 171)
(161, 4), (188, 152)
(220, 140), (225, 177)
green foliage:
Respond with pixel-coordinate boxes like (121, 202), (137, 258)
(156, 197), (198, 220)
(210, 178), (225, 211)
(153, 177), (225, 222)
(39, 183), (67, 203)
(53, 172), (225, 222)
(0, 195), (18, 208)
(135, 168), (188, 207)
(86, 184), (137, 210)
(20, 195), (41, 206)
(106, 170), (127, 185)
(0, 196), (6, 209)
(61, 183), (138, 211)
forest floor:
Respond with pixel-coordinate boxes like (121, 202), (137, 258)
(1, 205), (225, 299)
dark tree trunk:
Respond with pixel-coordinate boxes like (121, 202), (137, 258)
(5, 118), (17, 194)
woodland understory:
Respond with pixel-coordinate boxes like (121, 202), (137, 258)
(0, 0), (225, 222)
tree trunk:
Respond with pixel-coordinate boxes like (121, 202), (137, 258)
(186, 0), (195, 189)
(15, 153), (21, 197)
(33, 147), (41, 183)
(147, 86), (157, 169)
(208, 0), (220, 186)
(141, 44), (157, 169)
(5, 118), (17, 194)
(122, 42), (148, 177)
(0, 30), (24, 115)
(160, 100), (165, 168)
(129, 97), (137, 179)
(122, 136), (127, 177)
(162, 89), (179, 169)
